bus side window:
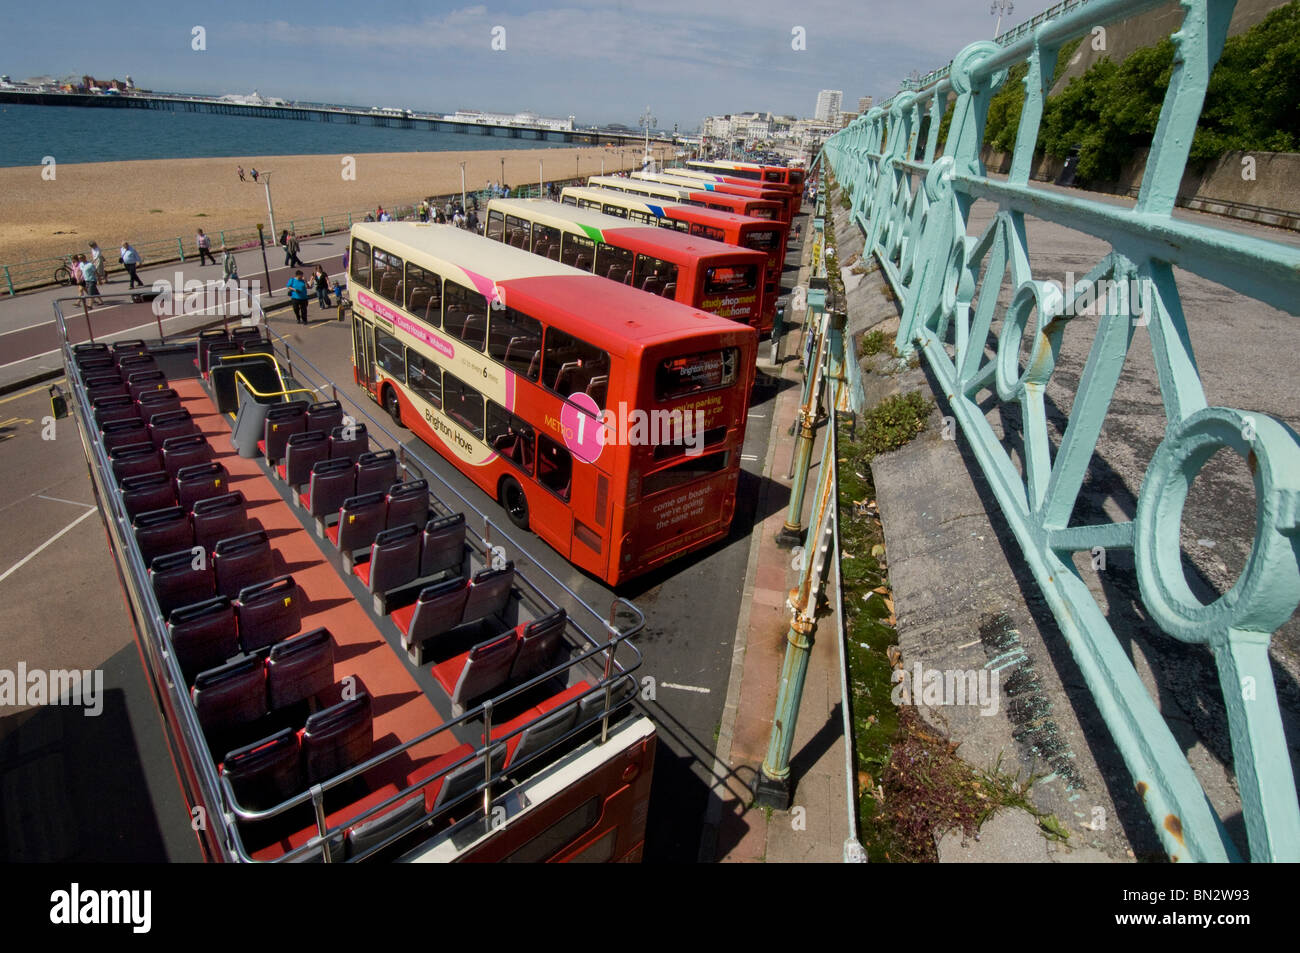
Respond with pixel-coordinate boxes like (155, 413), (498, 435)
(537, 434), (572, 501)
(633, 255), (677, 295)
(561, 194), (577, 206)
(486, 210), (505, 242)
(405, 264), (442, 327)
(443, 372), (484, 439)
(601, 204), (628, 219)
(443, 281), (487, 351)
(628, 210), (651, 224)
(373, 246), (405, 304)
(534, 224), (561, 260)
(561, 234), (595, 272)
(505, 215), (531, 250)
(489, 307), (542, 382)
(487, 402), (534, 475)
(374, 328), (407, 382)
(594, 244), (633, 284)
(407, 351), (442, 409)
(350, 238), (371, 287)
(542, 326), (609, 410)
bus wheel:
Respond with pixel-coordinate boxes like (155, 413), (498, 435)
(500, 476), (530, 531)
(383, 387), (405, 428)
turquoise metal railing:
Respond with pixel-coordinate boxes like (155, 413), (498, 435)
(820, 0), (1300, 862)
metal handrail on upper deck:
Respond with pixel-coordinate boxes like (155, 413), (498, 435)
(52, 301), (650, 863)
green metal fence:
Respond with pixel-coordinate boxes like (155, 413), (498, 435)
(820, 0), (1300, 861)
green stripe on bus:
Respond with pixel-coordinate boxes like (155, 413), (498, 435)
(579, 225), (605, 244)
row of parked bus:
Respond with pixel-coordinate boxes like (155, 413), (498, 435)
(345, 160), (804, 587)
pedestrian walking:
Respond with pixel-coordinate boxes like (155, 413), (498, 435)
(88, 241), (107, 283)
(312, 264), (332, 309)
(222, 246), (238, 282)
(80, 256), (104, 305)
(237, 165), (246, 182)
(196, 228), (216, 266)
(120, 242), (144, 288)
(279, 229), (291, 265)
(286, 270), (309, 324)
(250, 168), (259, 182)
(342, 246), (349, 274)
(285, 232), (304, 267)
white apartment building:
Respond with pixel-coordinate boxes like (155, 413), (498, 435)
(814, 90), (842, 123)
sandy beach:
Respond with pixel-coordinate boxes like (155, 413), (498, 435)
(0, 144), (676, 265)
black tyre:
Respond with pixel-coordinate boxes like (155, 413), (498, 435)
(54, 266), (72, 286)
(499, 476), (530, 531)
(383, 386), (405, 428)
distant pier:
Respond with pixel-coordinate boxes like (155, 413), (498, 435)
(0, 89), (673, 148)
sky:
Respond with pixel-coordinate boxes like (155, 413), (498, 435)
(1, 1), (1027, 129)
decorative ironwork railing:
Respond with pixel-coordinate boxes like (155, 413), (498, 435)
(818, 0), (1300, 861)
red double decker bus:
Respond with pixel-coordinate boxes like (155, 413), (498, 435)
(560, 186), (788, 325)
(485, 197), (770, 331)
(584, 174), (784, 224)
(686, 158), (806, 189)
(348, 223), (757, 586)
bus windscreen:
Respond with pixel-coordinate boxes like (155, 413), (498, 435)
(704, 265), (758, 295)
(655, 348), (740, 401)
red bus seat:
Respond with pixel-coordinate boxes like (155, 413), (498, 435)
(149, 549), (215, 617)
(462, 564), (515, 623)
(175, 461), (230, 510)
(392, 576), (469, 663)
(136, 387), (183, 421)
(197, 329), (229, 374)
(385, 480), (428, 531)
(299, 457), (355, 525)
(433, 631), (520, 717)
(508, 609), (567, 683)
(161, 433), (213, 478)
(213, 529), (274, 600)
(121, 470), (177, 519)
(222, 727), (301, 812)
(328, 422), (367, 464)
(127, 371), (169, 402)
(281, 430), (329, 487)
(110, 442), (163, 482)
(102, 418), (148, 453)
(354, 523), (421, 614)
(168, 595), (239, 684)
(191, 491), (249, 554)
(111, 340), (148, 365)
(203, 342), (241, 379)
(192, 655), (267, 733)
(235, 575), (302, 652)
(305, 400), (344, 437)
(117, 353), (158, 380)
(355, 450), (397, 496)
(420, 513), (465, 578)
(148, 409), (199, 450)
(428, 743), (506, 815)
(266, 627), (335, 710)
(261, 404), (307, 463)
(329, 491), (387, 571)
(133, 505), (194, 564)
(302, 692), (373, 785)
(93, 394), (137, 428)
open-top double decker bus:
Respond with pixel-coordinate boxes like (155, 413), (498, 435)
(631, 170), (796, 222)
(484, 197), (770, 331)
(584, 175), (784, 224)
(56, 295), (657, 862)
(559, 186), (787, 322)
(346, 222), (757, 586)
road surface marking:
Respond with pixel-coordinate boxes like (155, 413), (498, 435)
(660, 682), (711, 694)
(747, 413), (766, 418)
(0, 507), (98, 586)
(36, 495), (95, 509)
(0, 385), (53, 405)
(740, 454), (759, 462)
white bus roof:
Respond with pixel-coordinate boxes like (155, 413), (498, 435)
(352, 222), (574, 282)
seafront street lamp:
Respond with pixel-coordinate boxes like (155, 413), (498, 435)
(256, 223), (273, 299)
(500, 156), (505, 190)
(539, 159), (543, 197)
(991, 0), (1013, 37)
(261, 172), (277, 242)
(458, 161), (467, 212)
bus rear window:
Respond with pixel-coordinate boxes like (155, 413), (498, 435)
(764, 171), (782, 182)
(704, 264), (758, 295)
(690, 224), (726, 242)
(641, 450), (729, 498)
(350, 238), (371, 287)
(654, 348), (739, 401)
(744, 231), (780, 252)
(748, 207), (776, 220)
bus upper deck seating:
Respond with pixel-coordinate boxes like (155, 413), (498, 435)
(329, 423), (368, 464)
(509, 609), (567, 683)
(300, 458), (356, 535)
(134, 506), (193, 564)
(302, 692), (373, 785)
(429, 743), (506, 813)
(112, 442), (163, 482)
(176, 461), (230, 510)
(266, 627), (335, 710)
(196, 329), (228, 374)
(421, 513), (465, 579)
(103, 419), (150, 456)
(660, 281), (676, 298)
(192, 655), (267, 734)
(150, 549), (216, 618)
(385, 480), (428, 531)
(355, 450), (397, 496)
(111, 340), (147, 364)
(162, 433), (213, 478)
(305, 400), (344, 437)
(396, 564), (516, 666)
(93, 394), (138, 428)
(127, 371), (168, 402)
(222, 727), (301, 812)
(213, 530), (274, 600)
(192, 491), (250, 554)
(204, 342), (240, 379)
(138, 388), (183, 421)
(168, 595), (239, 684)
(149, 409), (199, 449)
(435, 631), (520, 718)
(121, 470), (177, 520)
(234, 575), (302, 653)
(261, 402), (308, 462)
(328, 491), (387, 572)
(281, 430), (330, 487)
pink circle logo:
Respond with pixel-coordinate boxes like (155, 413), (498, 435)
(560, 392), (605, 464)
